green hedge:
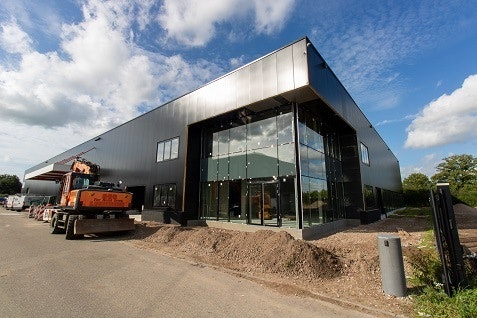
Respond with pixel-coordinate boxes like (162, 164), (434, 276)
(403, 189), (430, 207)
(453, 187), (477, 207)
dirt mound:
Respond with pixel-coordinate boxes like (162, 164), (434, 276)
(129, 225), (342, 280)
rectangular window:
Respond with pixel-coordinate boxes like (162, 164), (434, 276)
(364, 184), (375, 209)
(170, 138), (179, 159)
(163, 141), (171, 160)
(360, 142), (370, 166)
(156, 137), (180, 162)
(153, 184), (176, 208)
(156, 142), (165, 162)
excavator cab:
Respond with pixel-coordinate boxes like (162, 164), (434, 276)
(59, 172), (97, 207)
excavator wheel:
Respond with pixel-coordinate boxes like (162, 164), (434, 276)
(49, 214), (65, 234)
(65, 215), (84, 240)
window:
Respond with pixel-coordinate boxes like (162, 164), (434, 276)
(360, 142), (370, 166)
(153, 184), (176, 208)
(364, 185), (375, 209)
(156, 137), (179, 162)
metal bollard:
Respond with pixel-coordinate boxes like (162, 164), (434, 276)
(377, 234), (407, 297)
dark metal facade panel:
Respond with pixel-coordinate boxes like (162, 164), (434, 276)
(276, 44), (295, 93)
(187, 91), (197, 124)
(249, 61), (263, 103)
(292, 41), (309, 88)
(236, 65), (251, 107)
(224, 71), (238, 111)
(262, 52), (278, 98)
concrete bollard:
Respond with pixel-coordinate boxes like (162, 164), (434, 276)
(377, 234), (407, 297)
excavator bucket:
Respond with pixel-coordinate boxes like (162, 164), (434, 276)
(74, 218), (135, 235)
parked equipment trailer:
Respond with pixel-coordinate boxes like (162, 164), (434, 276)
(48, 158), (135, 240)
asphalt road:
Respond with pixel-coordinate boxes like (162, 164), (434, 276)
(0, 208), (373, 318)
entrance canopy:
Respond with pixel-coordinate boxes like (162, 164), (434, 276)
(24, 163), (70, 181)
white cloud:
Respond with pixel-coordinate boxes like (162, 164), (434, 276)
(0, 0), (223, 133)
(0, 20), (32, 53)
(157, 0), (295, 47)
(157, 0), (236, 47)
(229, 55), (246, 69)
(405, 74), (477, 148)
(253, 0), (295, 34)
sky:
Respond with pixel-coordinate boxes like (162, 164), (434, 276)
(1, 0), (477, 183)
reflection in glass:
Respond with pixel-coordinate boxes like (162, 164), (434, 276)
(212, 132), (219, 157)
(218, 130), (229, 156)
(229, 152), (246, 180)
(200, 157), (218, 181)
(299, 145), (308, 176)
(170, 138), (179, 159)
(248, 183), (262, 225)
(301, 176), (310, 227)
(278, 143), (295, 177)
(156, 142), (164, 162)
(306, 126), (324, 152)
(200, 182), (218, 220)
(247, 117), (277, 150)
(277, 112), (293, 145)
(247, 147), (278, 179)
(218, 156), (228, 180)
(163, 140), (171, 159)
(218, 181), (229, 220)
(298, 122), (307, 145)
(326, 157), (345, 221)
(280, 177), (297, 228)
(325, 132), (341, 160)
(263, 182), (279, 226)
(308, 149), (325, 179)
(326, 181), (336, 222)
(229, 125), (246, 153)
(310, 178), (326, 225)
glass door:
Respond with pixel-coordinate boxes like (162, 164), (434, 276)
(248, 181), (279, 226)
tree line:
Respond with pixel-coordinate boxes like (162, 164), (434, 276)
(403, 154), (477, 207)
(0, 174), (22, 197)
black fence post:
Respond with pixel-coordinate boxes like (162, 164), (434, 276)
(429, 183), (467, 296)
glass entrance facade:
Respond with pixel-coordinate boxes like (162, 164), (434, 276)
(199, 102), (346, 229)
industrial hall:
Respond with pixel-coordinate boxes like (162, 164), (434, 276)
(24, 37), (403, 239)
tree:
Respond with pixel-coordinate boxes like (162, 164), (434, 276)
(402, 172), (432, 207)
(403, 172), (432, 191)
(430, 154), (477, 192)
(0, 174), (22, 195)
(429, 154), (477, 206)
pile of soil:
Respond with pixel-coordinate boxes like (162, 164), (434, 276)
(131, 226), (342, 281)
(125, 204), (477, 317)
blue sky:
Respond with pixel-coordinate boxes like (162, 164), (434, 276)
(1, 0), (477, 182)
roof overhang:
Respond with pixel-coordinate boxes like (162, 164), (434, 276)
(25, 163), (70, 181)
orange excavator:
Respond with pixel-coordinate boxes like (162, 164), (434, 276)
(48, 158), (135, 239)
